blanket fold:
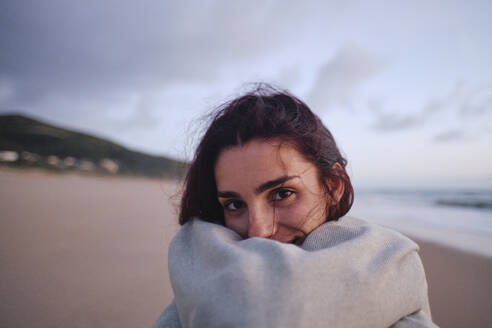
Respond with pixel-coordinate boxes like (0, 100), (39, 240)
(154, 216), (437, 328)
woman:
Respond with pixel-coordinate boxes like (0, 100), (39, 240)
(154, 86), (437, 328)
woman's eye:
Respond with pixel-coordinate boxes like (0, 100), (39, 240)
(272, 189), (293, 201)
(225, 200), (245, 211)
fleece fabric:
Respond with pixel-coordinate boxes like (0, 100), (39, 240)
(153, 216), (438, 328)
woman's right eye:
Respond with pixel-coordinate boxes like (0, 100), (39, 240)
(224, 200), (245, 211)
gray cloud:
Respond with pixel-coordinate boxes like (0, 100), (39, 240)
(0, 0), (341, 110)
(370, 112), (423, 131)
(112, 95), (161, 132)
(369, 81), (492, 133)
(460, 84), (492, 116)
(433, 129), (466, 142)
(369, 98), (444, 132)
(0, 0), (345, 154)
(0, 0), (351, 157)
(307, 45), (386, 111)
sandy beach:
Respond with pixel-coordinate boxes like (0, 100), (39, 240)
(1, 168), (491, 327)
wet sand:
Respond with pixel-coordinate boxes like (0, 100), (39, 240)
(1, 169), (491, 327)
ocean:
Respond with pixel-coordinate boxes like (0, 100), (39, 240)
(349, 188), (492, 257)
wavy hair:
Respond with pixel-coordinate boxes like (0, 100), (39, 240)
(179, 85), (354, 226)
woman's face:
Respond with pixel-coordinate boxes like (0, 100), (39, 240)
(214, 138), (329, 244)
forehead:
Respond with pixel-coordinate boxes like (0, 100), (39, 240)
(214, 139), (317, 191)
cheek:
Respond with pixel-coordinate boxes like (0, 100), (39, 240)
(277, 196), (326, 229)
(224, 214), (249, 237)
(276, 205), (311, 227)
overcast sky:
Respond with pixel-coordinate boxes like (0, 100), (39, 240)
(1, 0), (491, 188)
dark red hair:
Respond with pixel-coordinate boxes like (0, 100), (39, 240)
(179, 85), (353, 226)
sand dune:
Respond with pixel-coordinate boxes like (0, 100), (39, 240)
(1, 169), (491, 327)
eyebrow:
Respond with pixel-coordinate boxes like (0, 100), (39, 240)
(217, 175), (299, 198)
(217, 191), (240, 198)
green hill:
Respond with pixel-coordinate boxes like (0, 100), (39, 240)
(0, 114), (187, 178)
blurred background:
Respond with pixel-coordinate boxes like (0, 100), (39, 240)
(1, 0), (491, 327)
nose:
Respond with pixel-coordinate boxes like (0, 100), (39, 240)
(247, 206), (275, 238)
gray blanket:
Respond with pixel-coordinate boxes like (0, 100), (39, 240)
(153, 216), (438, 327)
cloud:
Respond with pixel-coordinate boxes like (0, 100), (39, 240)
(433, 129), (466, 142)
(307, 45), (386, 111)
(0, 0), (339, 110)
(369, 98), (443, 132)
(111, 94), (161, 132)
(370, 112), (423, 131)
(369, 81), (492, 133)
(0, 1), (211, 104)
(460, 84), (492, 116)
(0, 0), (345, 154)
(0, 77), (15, 104)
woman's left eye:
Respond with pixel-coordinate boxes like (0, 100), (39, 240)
(272, 189), (293, 201)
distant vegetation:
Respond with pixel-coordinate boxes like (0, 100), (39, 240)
(0, 114), (187, 179)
